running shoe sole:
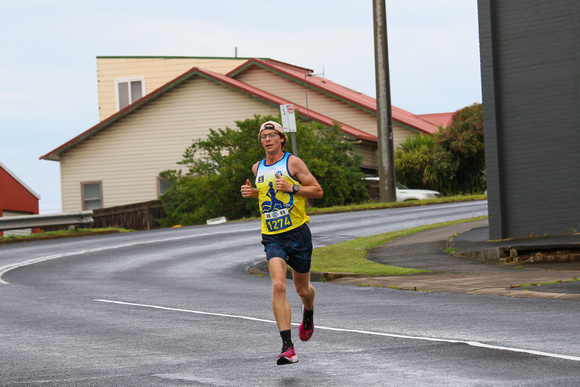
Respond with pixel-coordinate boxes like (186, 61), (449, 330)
(299, 307), (314, 341)
(276, 355), (298, 365)
(277, 347), (298, 365)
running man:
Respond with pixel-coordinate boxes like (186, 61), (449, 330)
(241, 120), (323, 365)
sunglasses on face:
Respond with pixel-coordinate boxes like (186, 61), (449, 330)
(260, 132), (279, 140)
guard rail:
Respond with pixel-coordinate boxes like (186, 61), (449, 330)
(0, 211), (94, 232)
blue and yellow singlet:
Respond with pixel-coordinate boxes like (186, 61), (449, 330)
(256, 152), (309, 235)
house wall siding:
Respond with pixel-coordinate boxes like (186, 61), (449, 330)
(0, 166), (39, 236)
(235, 67), (415, 167)
(61, 76), (279, 212)
(97, 57), (249, 121)
(236, 68), (379, 133)
(352, 142), (378, 170)
(478, 0), (580, 238)
(0, 167), (39, 215)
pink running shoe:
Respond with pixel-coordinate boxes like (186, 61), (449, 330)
(277, 345), (298, 365)
(298, 308), (314, 341)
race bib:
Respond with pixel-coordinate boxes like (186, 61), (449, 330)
(264, 208), (292, 232)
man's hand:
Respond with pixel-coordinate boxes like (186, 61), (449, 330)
(274, 172), (290, 192)
(241, 179), (255, 198)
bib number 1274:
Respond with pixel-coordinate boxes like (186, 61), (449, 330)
(265, 208), (292, 232)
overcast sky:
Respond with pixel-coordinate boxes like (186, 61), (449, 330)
(0, 0), (481, 214)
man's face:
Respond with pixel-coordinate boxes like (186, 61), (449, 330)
(260, 129), (281, 152)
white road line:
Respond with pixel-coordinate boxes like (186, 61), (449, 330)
(95, 299), (276, 324)
(0, 227), (260, 285)
(94, 299), (580, 363)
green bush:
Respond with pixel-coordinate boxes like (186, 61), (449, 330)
(287, 120), (369, 208)
(395, 103), (485, 195)
(434, 103), (485, 194)
(159, 114), (368, 226)
(395, 134), (438, 189)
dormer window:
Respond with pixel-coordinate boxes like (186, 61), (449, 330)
(114, 77), (145, 111)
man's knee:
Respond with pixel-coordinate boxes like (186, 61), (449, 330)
(295, 283), (313, 299)
(272, 279), (287, 296)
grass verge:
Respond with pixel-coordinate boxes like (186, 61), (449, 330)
(311, 216), (488, 276)
(306, 194), (487, 215)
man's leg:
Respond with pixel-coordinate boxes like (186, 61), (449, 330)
(292, 270), (315, 310)
(269, 257), (298, 364)
(293, 269), (315, 341)
(268, 257), (292, 332)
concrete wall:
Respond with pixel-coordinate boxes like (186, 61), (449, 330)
(478, 0), (580, 239)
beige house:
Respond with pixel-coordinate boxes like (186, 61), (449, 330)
(41, 56), (451, 213)
(96, 56), (258, 121)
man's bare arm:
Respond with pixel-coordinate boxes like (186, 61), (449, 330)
(275, 156), (323, 199)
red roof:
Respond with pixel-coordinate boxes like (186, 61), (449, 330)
(42, 57), (454, 162)
(40, 66), (375, 161)
(228, 58), (442, 134)
(417, 113), (454, 129)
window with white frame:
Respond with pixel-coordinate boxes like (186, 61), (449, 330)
(82, 182), (102, 210)
(114, 77), (145, 111)
(157, 177), (170, 197)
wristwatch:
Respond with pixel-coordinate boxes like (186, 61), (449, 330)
(292, 184), (300, 194)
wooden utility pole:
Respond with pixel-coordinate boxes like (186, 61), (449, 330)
(373, 0), (397, 202)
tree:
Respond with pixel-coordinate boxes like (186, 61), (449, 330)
(434, 103), (485, 194)
(395, 103), (485, 195)
(286, 119), (369, 208)
(394, 134), (438, 190)
(159, 114), (368, 226)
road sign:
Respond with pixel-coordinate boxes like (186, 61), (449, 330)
(280, 104), (297, 133)
(280, 104), (298, 156)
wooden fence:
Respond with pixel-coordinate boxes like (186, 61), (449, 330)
(92, 200), (165, 231)
(49, 182), (377, 232)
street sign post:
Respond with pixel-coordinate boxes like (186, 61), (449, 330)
(280, 104), (298, 156)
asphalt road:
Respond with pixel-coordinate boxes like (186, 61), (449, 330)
(1, 201), (579, 386)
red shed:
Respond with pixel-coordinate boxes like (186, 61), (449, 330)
(0, 162), (41, 236)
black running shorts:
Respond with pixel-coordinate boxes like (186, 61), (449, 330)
(261, 223), (313, 274)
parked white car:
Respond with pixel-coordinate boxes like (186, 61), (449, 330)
(365, 177), (441, 202)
